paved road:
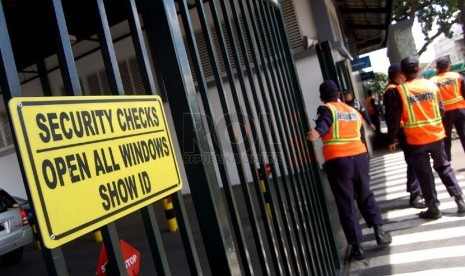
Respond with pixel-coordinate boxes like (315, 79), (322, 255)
(347, 139), (465, 275)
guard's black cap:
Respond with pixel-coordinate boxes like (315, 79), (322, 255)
(388, 63), (401, 80)
(388, 63), (401, 75)
(436, 56), (450, 70)
(319, 80), (339, 99)
(401, 56), (419, 75)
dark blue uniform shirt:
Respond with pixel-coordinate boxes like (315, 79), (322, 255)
(314, 105), (333, 137)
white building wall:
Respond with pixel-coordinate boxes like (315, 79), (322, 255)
(294, 54), (325, 164)
(0, 152), (26, 198)
(293, 0), (317, 42)
(433, 35), (465, 64)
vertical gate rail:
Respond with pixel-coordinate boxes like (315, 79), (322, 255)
(202, 0), (297, 274)
(258, 2), (319, 274)
(178, 0), (263, 275)
(248, 1), (317, 274)
(260, 2), (332, 274)
(143, 0), (243, 275)
(272, 0), (342, 272)
(127, 0), (204, 273)
(227, 1), (289, 273)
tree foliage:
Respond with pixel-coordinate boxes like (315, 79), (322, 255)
(393, 0), (464, 57)
(364, 72), (389, 97)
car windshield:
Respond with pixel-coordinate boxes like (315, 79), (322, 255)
(0, 190), (16, 213)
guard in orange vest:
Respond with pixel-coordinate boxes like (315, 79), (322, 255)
(430, 56), (465, 161)
(386, 56), (465, 219)
(384, 63), (424, 208)
(365, 90), (381, 137)
(306, 80), (391, 261)
(343, 89), (375, 147)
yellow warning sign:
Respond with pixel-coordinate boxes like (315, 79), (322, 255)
(8, 96), (182, 249)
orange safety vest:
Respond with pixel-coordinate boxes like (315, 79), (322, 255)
(430, 71), (465, 111)
(365, 95), (376, 115)
(321, 102), (367, 161)
(384, 83), (397, 93)
(397, 79), (445, 145)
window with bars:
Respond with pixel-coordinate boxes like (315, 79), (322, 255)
(85, 56), (146, 96)
(0, 111), (14, 153)
(183, 0), (302, 83)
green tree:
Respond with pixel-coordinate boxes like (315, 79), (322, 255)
(393, 0), (463, 57)
(364, 72), (389, 99)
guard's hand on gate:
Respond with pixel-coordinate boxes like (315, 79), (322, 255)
(306, 129), (320, 141)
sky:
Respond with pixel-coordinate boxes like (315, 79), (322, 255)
(362, 19), (438, 74)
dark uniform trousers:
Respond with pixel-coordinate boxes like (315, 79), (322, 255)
(410, 140), (463, 207)
(443, 108), (465, 161)
(325, 153), (383, 245)
(397, 128), (421, 195)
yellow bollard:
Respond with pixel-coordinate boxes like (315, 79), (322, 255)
(93, 230), (103, 242)
(163, 196), (178, 232)
(258, 164), (272, 219)
(31, 224), (41, 250)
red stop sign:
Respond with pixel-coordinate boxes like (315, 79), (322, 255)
(96, 239), (140, 276)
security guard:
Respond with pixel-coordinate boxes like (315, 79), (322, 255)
(306, 80), (391, 260)
(365, 90), (381, 137)
(386, 56), (465, 219)
(343, 89), (375, 146)
(384, 63), (424, 208)
(430, 56), (465, 161)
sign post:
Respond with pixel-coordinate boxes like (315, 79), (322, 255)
(8, 96), (182, 249)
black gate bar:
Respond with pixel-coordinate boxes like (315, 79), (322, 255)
(272, 1), (342, 272)
(127, 0), (204, 274)
(258, 2), (332, 274)
(263, 3), (335, 274)
(142, 0), (242, 274)
(178, 0), (258, 274)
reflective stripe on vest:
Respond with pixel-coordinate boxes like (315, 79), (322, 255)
(397, 79), (445, 145)
(321, 102), (366, 161)
(431, 72), (465, 111)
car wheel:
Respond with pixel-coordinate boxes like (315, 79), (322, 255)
(1, 247), (24, 265)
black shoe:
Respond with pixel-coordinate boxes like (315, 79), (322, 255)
(349, 244), (364, 260)
(419, 207), (442, 219)
(456, 197), (465, 213)
(374, 225), (392, 246)
(409, 194), (426, 209)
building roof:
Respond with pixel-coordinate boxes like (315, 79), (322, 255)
(3, 0), (394, 71)
(336, 0), (394, 55)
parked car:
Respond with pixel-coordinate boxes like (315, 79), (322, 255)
(12, 196), (33, 223)
(0, 189), (33, 265)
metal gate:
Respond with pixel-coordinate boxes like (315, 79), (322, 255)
(0, 0), (340, 275)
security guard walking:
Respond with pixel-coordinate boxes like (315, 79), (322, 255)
(430, 56), (465, 161)
(307, 80), (391, 260)
(386, 56), (465, 219)
(384, 63), (424, 208)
